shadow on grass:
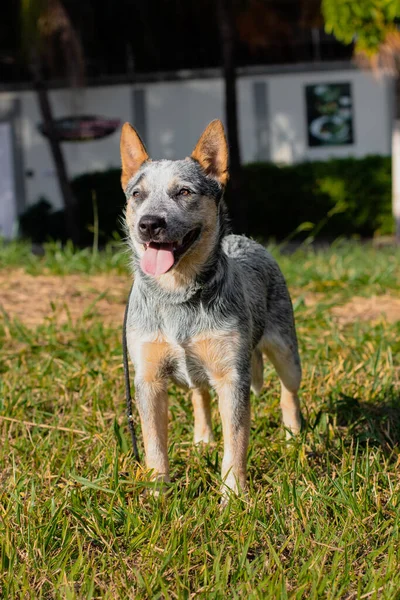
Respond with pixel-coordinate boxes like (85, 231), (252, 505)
(329, 391), (400, 451)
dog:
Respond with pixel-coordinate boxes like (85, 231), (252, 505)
(120, 119), (302, 494)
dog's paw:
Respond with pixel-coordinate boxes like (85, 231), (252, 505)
(143, 470), (170, 497)
(284, 412), (303, 439)
(194, 430), (214, 444)
(220, 470), (246, 500)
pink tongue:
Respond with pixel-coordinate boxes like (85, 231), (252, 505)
(141, 242), (175, 276)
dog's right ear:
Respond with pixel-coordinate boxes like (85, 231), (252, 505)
(120, 123), (149, 191)
(191, 120), (229, 187)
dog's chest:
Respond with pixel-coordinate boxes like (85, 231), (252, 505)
(167, 340), (209, 389)
(128, 294), (241, 388)
(128, 327), (240, 390)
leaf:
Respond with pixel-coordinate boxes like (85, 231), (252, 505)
(70, 476), (114, 494)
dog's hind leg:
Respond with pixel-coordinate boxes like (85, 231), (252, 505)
(191, 387), (214, 443)
(251, 348), (264, 396)
(261, 333), (302, 438)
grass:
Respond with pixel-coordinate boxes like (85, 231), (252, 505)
(0, 239), (400, 598)
(0, 238), (128, 275)
(1, 237), (399, 296)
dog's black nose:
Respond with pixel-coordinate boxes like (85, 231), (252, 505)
(138, 215), (167, 240)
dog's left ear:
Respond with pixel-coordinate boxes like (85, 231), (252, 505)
(191, 120), (229, 187)
(120, 123), (149, 191)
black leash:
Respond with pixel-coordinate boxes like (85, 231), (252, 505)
(122, 284), (140, 461)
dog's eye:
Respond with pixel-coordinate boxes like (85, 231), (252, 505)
(132, 191), (141, 199)
(178, 188), (191, 197)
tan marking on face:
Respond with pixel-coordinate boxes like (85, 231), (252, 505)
(125, 197), (136, 230)
(156, 196), (218, 293)
(125, 176), (150, 244)
(167, 176), (180, 194)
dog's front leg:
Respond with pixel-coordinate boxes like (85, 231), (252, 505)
(215, 378), (251, 495)
(135, 378), (169, 484)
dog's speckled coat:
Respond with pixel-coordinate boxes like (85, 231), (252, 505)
(121, 120), (302, 493)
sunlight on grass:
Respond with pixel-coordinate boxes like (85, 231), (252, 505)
(0, 240), (399, 597)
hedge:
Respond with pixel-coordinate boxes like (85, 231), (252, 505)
(19, 156), (393, 244)
(242, 156), (392, 239)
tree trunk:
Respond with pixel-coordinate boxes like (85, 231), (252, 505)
(31, 57), (80, 244)
(392, 75), (400, 242)
(216, 0), (247, 234)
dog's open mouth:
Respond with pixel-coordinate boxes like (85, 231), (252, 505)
(140, 227), (201, 276)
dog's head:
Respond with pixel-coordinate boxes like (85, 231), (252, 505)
(120, 120), (229, 283)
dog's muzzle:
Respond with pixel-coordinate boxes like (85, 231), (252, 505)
(139, 227), (202, 277)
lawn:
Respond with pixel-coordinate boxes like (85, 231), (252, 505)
(0, 239), (400, 599)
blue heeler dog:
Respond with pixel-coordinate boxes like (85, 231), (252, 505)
(121, 120), (302, 495)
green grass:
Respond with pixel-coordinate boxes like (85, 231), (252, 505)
(0, 240), (399, 598)
(0, 239), (129, 275)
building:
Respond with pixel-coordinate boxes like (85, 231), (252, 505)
(0, 61), (393, 238)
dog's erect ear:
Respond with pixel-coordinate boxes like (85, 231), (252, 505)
(191, 120), (229, 187)
(120, 122), (149, 191)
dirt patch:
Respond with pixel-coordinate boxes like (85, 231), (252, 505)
(1, 271), (399, 328)
(295, 291), (400, 325)
(331, 295), (400, 325)
(0, 269), (130, 327)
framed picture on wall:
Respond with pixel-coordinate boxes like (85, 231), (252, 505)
(305, 83), (354, 147)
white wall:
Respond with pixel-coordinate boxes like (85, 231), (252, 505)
(145, 79), (224, 159)
(19, 86), (132, 210)
(266, 70), (391, 163)
(0, 65), (393, 214)
(143, 76), (262, 164)
(145, 69), (391, 164)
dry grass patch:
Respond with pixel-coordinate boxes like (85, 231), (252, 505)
(2, 271), (400, 331)
(331, 295), (400, 325)
(0, 269), (129, 327)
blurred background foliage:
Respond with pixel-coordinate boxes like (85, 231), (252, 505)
(2, 0), (399, 243)
(19, 156), (393, 244)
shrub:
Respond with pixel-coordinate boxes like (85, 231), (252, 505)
(70, 170), (126, 245)
(19, 198), (67, 243)
(19, 156), (393, 244)
(241, 156), (392, 239)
